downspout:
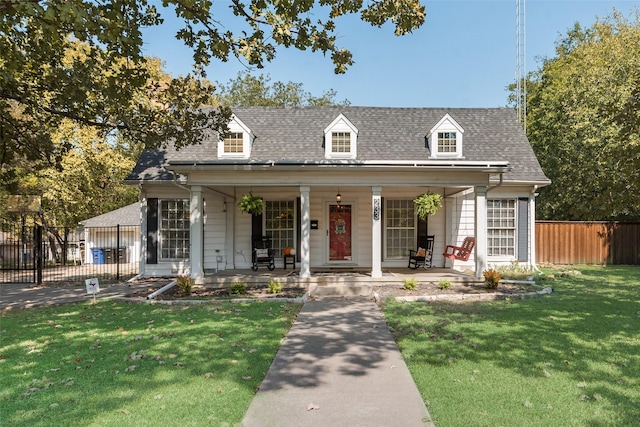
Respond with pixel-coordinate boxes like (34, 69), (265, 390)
(486, 173), (504, 193)
(171, 171), (190, 193)
(530, 185), (542, 272)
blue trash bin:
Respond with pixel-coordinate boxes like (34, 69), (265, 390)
(91, 248), (105, 264)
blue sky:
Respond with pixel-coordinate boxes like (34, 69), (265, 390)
(141, 0), (637, 108)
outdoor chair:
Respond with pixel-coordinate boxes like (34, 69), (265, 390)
(408, 235), (435, 269)
(251, 236), (275, 271)
(443, 236), (475, 262)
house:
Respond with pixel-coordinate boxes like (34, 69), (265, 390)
(80, 203), (141, 265)
(125, 106), (550, 280)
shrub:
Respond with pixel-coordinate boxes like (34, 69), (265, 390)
(438, 280), (451, 290)
(496, 261), (535, 280)
(176, 275), (194, 296)
(268, 279), (283, 294)
(483, 268), (502, 289)
(403, 278), (418, 290)
(230, 281), (247, 295)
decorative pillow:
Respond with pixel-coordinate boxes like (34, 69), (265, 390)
(255, 249), (269, 258)
(416, 247), (426, 257)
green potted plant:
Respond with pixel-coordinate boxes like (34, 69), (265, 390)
(237, 193), (264, 215)
(413, 192), (442, 220)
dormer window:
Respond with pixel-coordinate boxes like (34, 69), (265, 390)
(437, 131), (458, 153)
(224, 132), (244, 154)
(218, 115), (253, 159)
(332, 131), (351, 153)
(429, 113), (464, 158)
(324, 113), (358, 159)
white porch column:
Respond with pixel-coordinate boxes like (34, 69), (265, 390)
(474, 186), (488, 278)
(190, 186), (204, 281)
(371, 187), (383, 278)
(225, 198), (235, 269)
(300, 186), (311, 278)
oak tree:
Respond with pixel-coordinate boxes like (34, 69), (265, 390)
(523, 10), (640, 220)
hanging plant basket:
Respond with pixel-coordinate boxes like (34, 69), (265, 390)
(238, 193), (264, 215)
(413, 192), (442, 220)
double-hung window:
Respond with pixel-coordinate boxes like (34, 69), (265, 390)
(265, 200), (295, 257)
(385, 199), (416, 258)
(487, 199), (516, 256)
(160, 199), (190, 260)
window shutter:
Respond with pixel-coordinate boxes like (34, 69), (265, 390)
(517, 198), (529, 262)
(251, 212), (263, 241)
(417, 216), (428, 248)
(146, 198), (158, 264)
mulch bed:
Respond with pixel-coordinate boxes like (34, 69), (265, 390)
(372, 282), (533, 299)
(124, 277), (534, 301)
(125, 279), (306, 300)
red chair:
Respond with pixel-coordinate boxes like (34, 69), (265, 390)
(443, 237), (475, 262)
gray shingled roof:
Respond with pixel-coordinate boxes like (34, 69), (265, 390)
(80, 203), (140, 227)
(125, 106), (549, 184)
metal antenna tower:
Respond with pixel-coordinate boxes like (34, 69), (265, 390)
(516, 0), (526, 132)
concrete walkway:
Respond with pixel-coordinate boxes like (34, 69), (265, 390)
(1, 285), (434, 426)
(242, 297), (434, 427)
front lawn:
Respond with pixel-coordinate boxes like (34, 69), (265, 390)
(383, 266), (640, 427)
(0, 301), (301, 426)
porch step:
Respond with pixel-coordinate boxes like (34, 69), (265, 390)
(309, 284), (373, 297)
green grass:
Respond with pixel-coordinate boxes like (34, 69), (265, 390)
(0, 300), (301, 426)
(383, 266), (640, 427)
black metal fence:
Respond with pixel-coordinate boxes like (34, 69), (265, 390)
(1, 220), (140, 285)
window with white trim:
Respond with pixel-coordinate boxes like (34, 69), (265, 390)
(160, 199), (190, 260)
(265, 200), (295, 257)
(487, 199), (516, 256)
(224, 132), (243, 153)
(385, 199), (416, 258)
(332, 132), (351, 153)
(437, 132), (457, 153)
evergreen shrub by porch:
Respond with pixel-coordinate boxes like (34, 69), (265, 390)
(230, 281), (247, 294)
(403, 278), (418, 290)
(268, 279), (283, 294)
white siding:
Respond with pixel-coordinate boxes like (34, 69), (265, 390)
(445, 191), (476, 270)
(203, 196), (227, 271)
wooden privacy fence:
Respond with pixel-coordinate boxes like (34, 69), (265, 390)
(536, 221), (640, 265)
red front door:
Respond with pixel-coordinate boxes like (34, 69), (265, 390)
(328, 204), (352, 261)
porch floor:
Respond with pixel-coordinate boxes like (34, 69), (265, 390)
(202, 267), (482, 288)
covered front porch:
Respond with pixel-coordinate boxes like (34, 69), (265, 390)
(201, 267), (482, 289)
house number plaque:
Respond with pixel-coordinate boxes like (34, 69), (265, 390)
(373, 198), (381, 220)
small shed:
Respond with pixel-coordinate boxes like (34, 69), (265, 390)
(80, 203), (141, 265)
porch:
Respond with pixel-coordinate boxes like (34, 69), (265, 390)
(201, 267), (482, 296)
